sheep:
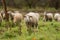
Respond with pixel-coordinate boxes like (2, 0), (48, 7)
(57, 16), (60, 22)
(0, 10), (12, 20)
(24, 12), (40, 32)
(8, 11), (23, 34)
(54, 13), (60, 21)
(0, 12), (3, 24)
(7, 11), (15, 20)
(0, 10), (5, 20)
(13, 13), (23, 24)
(12, 11), (23, 25)
(43, 11), (53, 21)
(7, 10), (23, 25)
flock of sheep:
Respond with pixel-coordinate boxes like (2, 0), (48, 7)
(43, 11), (60, 22)
(0, 10), (60, 32)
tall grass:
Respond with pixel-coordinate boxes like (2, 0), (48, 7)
(0, 7), (60, 40)
(0, 18), (60, 40)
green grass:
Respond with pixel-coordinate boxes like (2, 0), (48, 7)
(0, 19), (60, 40)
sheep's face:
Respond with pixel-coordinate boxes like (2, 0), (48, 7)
(54, 13), (60, 18)
(29, 16), (33, 22)
(24, 16), (30, 22)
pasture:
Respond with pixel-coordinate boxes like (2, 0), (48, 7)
(0, 0), (60, 40)
(0, 18), (60, 40)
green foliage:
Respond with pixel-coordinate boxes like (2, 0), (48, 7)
(0, 17), (60, 40)
(0, 0), (60, 9)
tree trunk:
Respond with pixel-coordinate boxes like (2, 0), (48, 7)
(2, 0), (9, 21)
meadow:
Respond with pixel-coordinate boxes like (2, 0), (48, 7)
(0, 7), (60, 40)
(0, 18), (60, 40)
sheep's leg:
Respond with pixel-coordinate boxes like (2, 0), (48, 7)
(18, 26), (22, 35)
(26, 22), (31, 32)
(0, 22), (1, 26)
(32, 23), (34, 28)
(27, 24), (32, 35)
(18, 22), (22, 35)
(26, 22), (29, 31)
(11, 21), (14, 27)
(34, 23), (38, 32)
(50, 19), (52, 22)
(49, 18), (52, 22)
(14, 23), (16, 26)
(26, 22), (34, 35)
(55, 19), (57, 21)
(44, 17), (46, 22)
(46, 18), (48, 21)
(35, 23), (38, 28)
(31, 23), (34, 32)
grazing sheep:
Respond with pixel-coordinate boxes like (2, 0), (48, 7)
(24, 12), (40, 32)
(7, 11), (15, 20)
(8, 11), (23, 34)
(12, 11), (23, 25)
(0, 13), (2, 24)
(0, 10), (12, 20)
(43, 11), (53, 21)
(54, 13), (60, 21)
(0, 10), (5, 20)
(7, 10), (23, 25)
(57, 16), (60, 22)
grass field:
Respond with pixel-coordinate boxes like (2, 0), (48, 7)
(0, 19), (60, 40)
(0, 7), (60, 40)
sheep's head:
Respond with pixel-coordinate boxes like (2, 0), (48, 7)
(24, 15), (31, 22)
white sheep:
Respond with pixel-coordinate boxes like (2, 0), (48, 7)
(54, 13), (60, 21)
(0, 10), (5, 20)
(43, 11), (53, 21)
(8, 10), (23, 25)
(57, 16), (60, 22)
(0, 13), (2, 23)
(24, 12), (40, 32)
(12, 11), (23, 25)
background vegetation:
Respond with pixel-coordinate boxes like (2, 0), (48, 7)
(0, 0), (60, 9)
